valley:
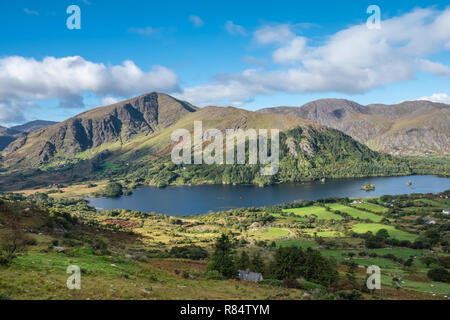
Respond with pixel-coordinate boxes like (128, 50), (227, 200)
(0, 189), (449, 300)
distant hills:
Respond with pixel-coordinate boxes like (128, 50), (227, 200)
(0, 120), (58, 151)
(258, 99), (450, 156)
(0, 92), (426, 191)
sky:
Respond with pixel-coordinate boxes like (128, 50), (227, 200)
(1, 0), (450, 126)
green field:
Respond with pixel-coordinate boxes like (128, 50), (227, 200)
(352, 223), (418, 241)
(249, 227), (290, 240)
(353, 202), (389, 214)
(283, 206), (343, 220)
(276, 239), (317, 248)
(327, 204), (383, 222)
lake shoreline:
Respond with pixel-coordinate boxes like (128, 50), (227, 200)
(86, 175), (450, 216)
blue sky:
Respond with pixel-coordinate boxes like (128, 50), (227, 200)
(1, 0), (450, 125)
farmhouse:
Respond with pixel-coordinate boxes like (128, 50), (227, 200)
(238, 270), (263, 282)
(424, 219), (436, 225)
(443, 210), (450, 215)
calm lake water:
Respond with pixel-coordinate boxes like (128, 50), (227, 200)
(87, 175), (450, 216)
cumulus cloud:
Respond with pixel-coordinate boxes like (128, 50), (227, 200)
(0, 56), (179, 124)
(0, 100), (36, 124)
(177, 7), (450, 106)
(189, 15), (204, 28)
(417, 59), (450, 76)
(272, 37), (307, 64)
(0, 55), (180, 105)
(417, 93), (450, 104)
(100, 96), (119, 106)
(225, 21), (246, 36)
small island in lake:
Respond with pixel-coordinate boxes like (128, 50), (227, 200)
(361, 183), (375, 191)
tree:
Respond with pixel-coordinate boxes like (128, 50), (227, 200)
(0, 214), (29, 264)
(270, 246), (338, 287)
(103, 182), (123, 198)
(236, 251), (250, 270)
(420, 256), (437, 268)
(404, 258), (414, 267)
(346, 261), (358, 288)
(250, 252), (265, 273)
(207, 234), (237, 279)
(427, 268), (450, 283)
(376, 229), (389, 240)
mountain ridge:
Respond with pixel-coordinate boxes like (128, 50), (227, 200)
(258, 99), (450, 156)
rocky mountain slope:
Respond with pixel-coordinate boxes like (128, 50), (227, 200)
(0, 121), (58, 151)
(259, 99), (450, 156)
(10, 120), (58, 134)
(1, 92), (197, 168)
(0, 93), (415, 190)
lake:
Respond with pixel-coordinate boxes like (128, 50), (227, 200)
(87, 175), (450, 216)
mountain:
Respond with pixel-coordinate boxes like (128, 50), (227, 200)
(0, 120), (58, 152)
(258, 99), (450, 156)
(1, 92), (197, 168)
(10, 120), (58, 134)
(0, 93), (416, 191)
(0, 126), (19, 151)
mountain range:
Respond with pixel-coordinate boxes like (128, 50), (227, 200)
(0, 120), (58, 151)
(258, 99), (450, 156)
(0, 93), (447, 191)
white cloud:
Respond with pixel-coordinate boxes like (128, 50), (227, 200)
(253, 24), (295, 45)
(225, 21), (246, 36)
(189, 15), (204, 28)
(417, 59), (450, 76)
(272, 37), (307, 64)
(0, 56), (179, 124)
(417, 93), (450, 104)
(0, 100), (36, 124)
(0, 56), (180, 108)
(100, 96), (119, 106)
(24, 8), (39, 16)
(178, 8), (450, 106)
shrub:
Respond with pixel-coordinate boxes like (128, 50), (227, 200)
(0, 293), (10, 300)
(0, 255), (9, 265)
(438, 256), (450, 268)
(427, 268), (450, 283)
(169, 245), (208, 260)
(283, 278), (299, 289)
(335, 290), (362, 300)
(205, 270), (225, 280)
(258, 279), (283, 287)
(298, 280), (325, 292)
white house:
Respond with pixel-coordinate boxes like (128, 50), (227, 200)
(443, 210), (450, 215)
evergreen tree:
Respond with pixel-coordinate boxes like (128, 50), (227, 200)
(207, 234), (237, 278)
(250, 251), (265, 273)
(236, 251), (250, 270)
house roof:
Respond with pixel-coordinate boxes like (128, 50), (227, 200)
(238, 270), (263, 282)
